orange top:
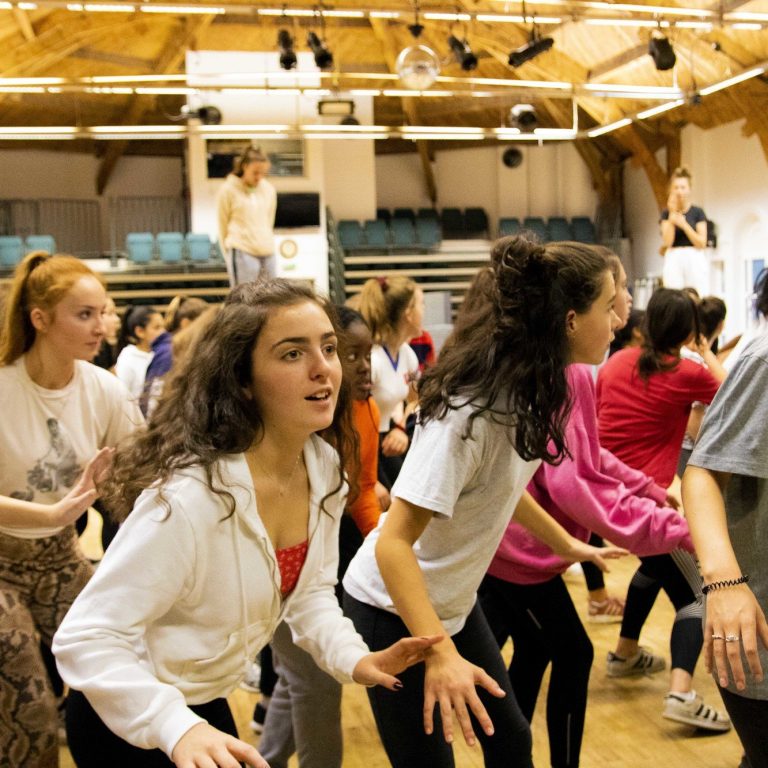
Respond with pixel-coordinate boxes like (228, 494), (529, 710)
(347, 398), (382, 537)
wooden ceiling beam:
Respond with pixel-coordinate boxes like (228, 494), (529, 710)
(95, 15), (213, 195)
(11, 8), (36, 42)
(617, 123), (669, 210)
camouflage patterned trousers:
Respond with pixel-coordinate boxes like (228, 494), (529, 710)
(0, 526), (93, 768)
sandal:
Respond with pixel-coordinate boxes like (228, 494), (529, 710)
(588, 596), (625, 624)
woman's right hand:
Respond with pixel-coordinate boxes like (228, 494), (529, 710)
(381, 428), (409, 457)
(422, 641), (506, 747)
(172, 722), (268, 768)
(50, 447), (114, 527)
(705, 585), (768, 691)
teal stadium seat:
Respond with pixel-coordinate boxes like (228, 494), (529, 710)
(391, 218), (416, 248)
(156, 232), (184, 263)
(338, 220), (364, 250)
(364, 219), (389, 249)
(416, 218), (441, 249)
(547, 217), (573, 241)
(186, 233), (213, 262)
(572, 217), (597, 244)
(25, 235), (56, 254)
(465, 208), (489, 238)
(126, 232), (154, 264)
(441, 208), (465, 239)
(0, 236), (23, 268)
(498, 217), (521, 237)
(523, 217), (548, 243)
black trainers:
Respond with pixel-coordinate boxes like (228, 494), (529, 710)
(249, 701), (268, 735)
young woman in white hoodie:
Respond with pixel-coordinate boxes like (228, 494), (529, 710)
(53, 279), (438, 768)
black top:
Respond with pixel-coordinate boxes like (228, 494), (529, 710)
(92, 340), (118, 370)
(660, 205), (707, 248)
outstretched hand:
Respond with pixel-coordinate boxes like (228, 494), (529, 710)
(564, 538), (628, 573)
(422, 642), (506, 747)
(353, 634), (443, 690)
(172, 722), (268, 768)
(51, 447), (114, 527)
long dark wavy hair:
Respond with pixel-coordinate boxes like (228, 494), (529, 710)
(419, 236), (609, 464)
(101, 279), (357, 521)
(637, 287), (700, 381)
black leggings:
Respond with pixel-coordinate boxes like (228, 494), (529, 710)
(719, 688), (768, 768)
(343, 592), (533, 768)
(619, 552), (703, 674)
(66, 689), (239, 767)
(479, 573), (593, 768)
(581, 534), (605, 593)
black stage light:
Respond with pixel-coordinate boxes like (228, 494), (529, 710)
(188, 105), (221, 125)
(447, 34), (478, 71)
(648, 35), (676, 71)
(510, 104), (537, 132)
(508, 35), (554, 68)
(307, 31), (333, 70)
(277, 29), (297, 71)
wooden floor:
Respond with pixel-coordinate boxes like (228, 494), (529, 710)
(60, 515), (743, 767)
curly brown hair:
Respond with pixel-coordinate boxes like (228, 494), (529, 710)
(419, 236), (609, 464)
(101, 279), (357, 521)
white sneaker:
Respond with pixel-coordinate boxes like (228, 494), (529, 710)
(663, 691), (731, 732)
(239, 661), (262, 693)
(606, 647), (666, 677)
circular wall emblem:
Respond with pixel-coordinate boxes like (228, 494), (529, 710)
(279, 239), (298, 259)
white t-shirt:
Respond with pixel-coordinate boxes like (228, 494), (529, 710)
(115, 344), (153, 400)
(371, 343), (419, 432)
(0, 356), (144, 538)
(343, 401), (541, 635)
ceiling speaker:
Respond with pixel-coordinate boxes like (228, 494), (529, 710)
(502, 148), (523, 168)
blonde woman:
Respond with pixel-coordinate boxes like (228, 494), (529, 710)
(660, 167), (709, 294)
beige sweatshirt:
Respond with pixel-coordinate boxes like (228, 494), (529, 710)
(216, 173), (277, 256)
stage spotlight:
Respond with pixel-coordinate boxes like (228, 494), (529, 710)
(182, 104), (222, 124)
(447, 34), (478, 71)
(307, 31), (333, 70)
(508, 34), (554, 68)
(648, 35), (676, 71)
(510, 104), (537, 132)
(277, 29), (297, 71)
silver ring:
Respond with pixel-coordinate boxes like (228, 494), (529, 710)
(711, 634), (724, 640)
(725, 634), (741, 643)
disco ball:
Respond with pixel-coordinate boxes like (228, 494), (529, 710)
(395, 44), (441, 90)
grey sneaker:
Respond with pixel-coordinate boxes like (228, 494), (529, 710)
(606, 646), (666, 677)
(663, 691), (731, 732)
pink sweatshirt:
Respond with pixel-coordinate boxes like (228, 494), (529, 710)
(487, 364), (693, 586)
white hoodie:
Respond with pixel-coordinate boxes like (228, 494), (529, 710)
(53, 435), (368, 758)
(216, 173), (276, 257)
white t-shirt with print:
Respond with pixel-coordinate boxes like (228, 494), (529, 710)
(0, 356), (144, 539)
(115, 344), (154, 400)
(371, 343), (419, 433)
(343, 402), (541, 635)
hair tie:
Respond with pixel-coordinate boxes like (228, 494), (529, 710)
(377, 276), (389, 292)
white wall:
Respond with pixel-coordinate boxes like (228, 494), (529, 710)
(624, 118), (768, 335)
(0, 150), (183, 198)
(375, 141), (598, 235)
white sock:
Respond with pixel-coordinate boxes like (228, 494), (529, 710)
(668, 689), (696, 701)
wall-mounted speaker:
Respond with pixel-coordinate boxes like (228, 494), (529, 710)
(502, 148), (523, 168)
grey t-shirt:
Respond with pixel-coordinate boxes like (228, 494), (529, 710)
(343, 402), (541, 635)
(689, 333), (768, 699)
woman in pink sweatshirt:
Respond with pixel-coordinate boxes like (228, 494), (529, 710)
(478, 253), (693, 768)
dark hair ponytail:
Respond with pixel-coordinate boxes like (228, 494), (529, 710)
(419, 235), (609, 464)
(637, 288), (700, 380)
(117, 305), (161, 353)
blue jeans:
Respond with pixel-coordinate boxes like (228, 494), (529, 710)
(343, 593), (534, 768)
